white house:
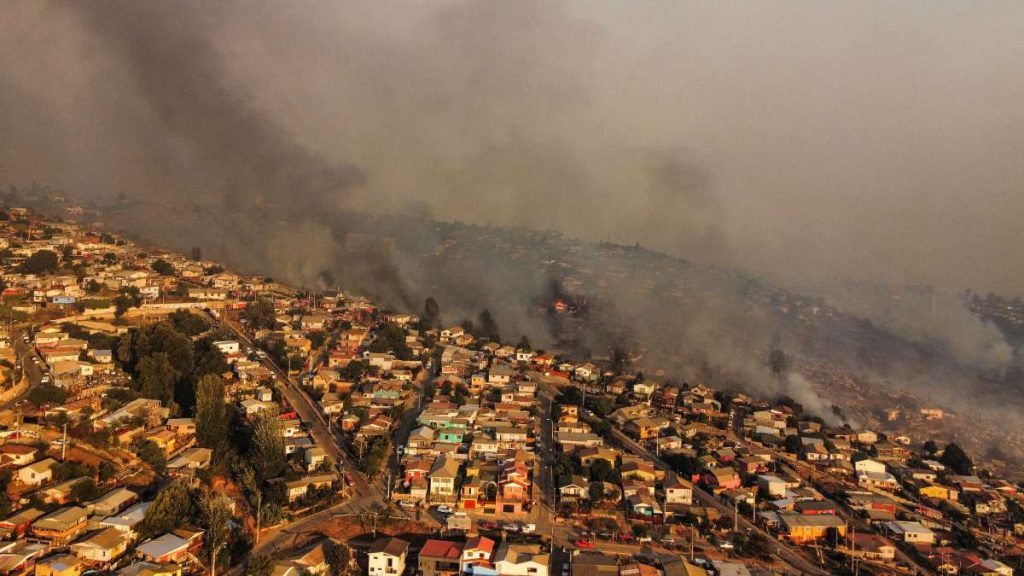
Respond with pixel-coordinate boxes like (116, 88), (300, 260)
(18, 458), (56, 487)
(494, 543), (548, 576)
(368, 537), (409, 576)
(213, 340), (240, 355)
(885, 521), (936, 544)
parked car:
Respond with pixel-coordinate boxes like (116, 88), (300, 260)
(521, 523), (537, 534)
(503, 523), (520, 532)
(575, 539), (596, 551)
(436, 505), (453, 514)
(479, 520), (500, 530)
(398, 500), (417, 509)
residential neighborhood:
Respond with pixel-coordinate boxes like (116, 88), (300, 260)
(0, 207), (1016, 576)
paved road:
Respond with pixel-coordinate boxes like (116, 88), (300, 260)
(222, 315), (375, 499)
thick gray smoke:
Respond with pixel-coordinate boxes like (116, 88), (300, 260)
(2, 1), (1024, 437)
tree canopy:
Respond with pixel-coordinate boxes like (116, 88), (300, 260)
(151, 259), (175, 276)
(245, 298), (277, 330)
(142, 480), (196, 538)
(195, 374), (229, 455)
(18, 250), (58, 275)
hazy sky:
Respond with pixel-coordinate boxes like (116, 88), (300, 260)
(2, 1), (1022, 293)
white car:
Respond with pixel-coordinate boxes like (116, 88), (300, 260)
(502, 523), (520, 532)
(520, 523), (537, 534)
(436, 505), (452, 514)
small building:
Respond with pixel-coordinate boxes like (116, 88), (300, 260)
(34, 553), (81, 576)
(368, 537), (409, 576)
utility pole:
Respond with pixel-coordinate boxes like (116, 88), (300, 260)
(61, 423), (67, 462)
(733, 498), (738, 532)
(254, 490), (262, 546)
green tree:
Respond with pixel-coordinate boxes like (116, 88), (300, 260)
(151, 259), (175, 276)
(589, 459), (614, 482)
(246, 555), (274, 576)
(18, 250), (59, 275)
(202, 493), (234, 576)
(169, 310), (210, 337)
(325, 540), (351, 576)
(190, 247), (203, 261)
(252, 410), (285, 481)
(477, 308), (500, 342)
(71, 478), (100, 502)
(940, 442), (974, 475)
(142, 480), (196, 538)
(138, 440), (167, 472)
(423, 297), (440, 329)
(138, 353), (178, 407)
(196, 374), (229, 454)
(245, 298), (277, 330)
(518, 335), (531, 351)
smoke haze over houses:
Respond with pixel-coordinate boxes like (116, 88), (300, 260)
(2, 1), (1022, 293)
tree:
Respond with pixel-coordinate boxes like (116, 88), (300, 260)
(151, 259), (175, 276)
(423, 297), (440, 329)
(923, 440), (939, 456)
(246, 555), (274, 576)
(589, 459), (614, 482)
(325, 540), (351, 576)
(769, 348), (789, 377)
(940, 442), (974, 475)
(195, 374), (229, 454)
(252, 410), (286, 481)
(142, 480), (195, 538)
(137, 353), (178, 407)
(168, 309), (210, 337)
(245, 298), (277, 330)
(202, 493), (234, 576)
(477, 308), (500, 342)
(71, 478), (100, 502)
(518, 335), (531, 351)
(138, 440), (167, 472)
(190, 246), (203, 261)
(18, 250), (58, 275)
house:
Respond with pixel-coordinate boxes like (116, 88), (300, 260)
(99, 502), (151, 539)
(34, 554), (81, 576)
(429, 456), (460, 503)
(18, 458), (56, 487)
(136, 534), (190, 564)
(0, 444), (38, 468)
(847, 534), (896, 562)
(304, 447), (327, 472)
(90, 487), (139, 517)
(0, 540), (47, 576)
(0, 508), (44, 539)
(70, 527), (130, 564)
(493, 543), (548, 576)
(165, 419), (196, 437)
(368, 537), (409, 576)
(273, 537), (335, 575)
(31, 507), (89, 546)
(701, 468), (741, 492)
(625, 417), (671, 441)
(283, 475), (335, 503)
(419, 540), (463, 576)
(460, 536), (496, 576)
(779, 513), (847, 544)
(884, 521), (936, 544)
(663, 474), (693, 506)
(559, 475), (590, 501)
(166, 447), (212, 475)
